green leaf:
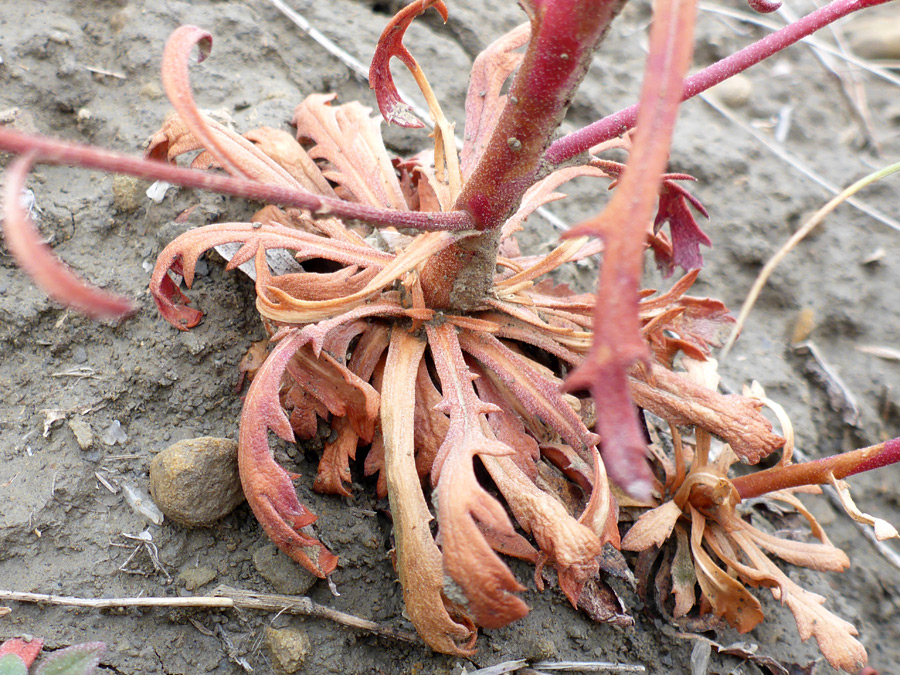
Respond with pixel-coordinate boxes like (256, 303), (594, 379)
(32, 643), (105, 675)
(0, 654), (28, 675)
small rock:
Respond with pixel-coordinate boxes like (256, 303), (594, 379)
(524, 637), (558, 661)
(122, 482), (164, 525)
(149, 437), (244, 527)
(177, 566), (218, 591)
(100, 419), (128, 446)
(112, 175), (145, 213)
(709, 73), (753, 108)
(72, 346), (88, 364)
(265, 627), (310, 674)
(253, 544), (317, 596)
(848, 16), (900, 60)
(67, 417), (93, 450)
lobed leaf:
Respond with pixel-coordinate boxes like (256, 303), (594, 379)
(427, 322), (530, 628)
(460, 23), (530, 177)
(294, 94), (409, 210)
(381, 328), (476, 655)
(368, 0), (447, 129)
(629, 364), (785, 464)
(239, 328), (338, 577)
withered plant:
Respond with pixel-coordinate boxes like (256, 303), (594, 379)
(2, 0), (899, 669)
(623, 362), (900, 671)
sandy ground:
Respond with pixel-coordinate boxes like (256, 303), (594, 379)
(1, 0), (900, 673)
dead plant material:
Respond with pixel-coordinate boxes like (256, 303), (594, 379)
(2, 0), (899, 668)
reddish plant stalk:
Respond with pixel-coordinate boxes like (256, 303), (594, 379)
(420, 0), (627, 309)
(0, 127), (474, 233)
(563, 0), (699, 500)
(543, 0), (894, 167)
(733, 437), (900, 499)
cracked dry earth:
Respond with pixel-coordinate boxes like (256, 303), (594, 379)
(1, 0), (900, 673)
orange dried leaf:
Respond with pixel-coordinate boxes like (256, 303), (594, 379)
(381, 329), (476, 655)
(622, 500), (683, 552)
(689, 508), (764, 633)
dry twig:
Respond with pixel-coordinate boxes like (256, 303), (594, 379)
(0, 585), (418, 644)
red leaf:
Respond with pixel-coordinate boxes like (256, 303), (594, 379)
(0, 638), (44, 668)
(653, 179), (711, 274)
(369, 1), (448, 128)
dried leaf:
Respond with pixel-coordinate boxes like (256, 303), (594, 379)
(161, 27), (300, 189)
(671, 525), (697, 617)
(243, 126), (336, 195)
(285, 344), (379, 442)
(689, 508), (764, 633)
(630, 364), (785, 464)
(460, 23), (529, 177)
(427, 323), (529, 629)
(239, 328), (338, 577)
(622, 500), (683, 552)
(381, 328), (476, 656)
(653, 179), (711, 275)
(313, 417), (358, 497)
(293, 94), (408, 210)
(368, 0), (447, 129)
(830, 476), (900, 540)
(577, 576), (634, 626)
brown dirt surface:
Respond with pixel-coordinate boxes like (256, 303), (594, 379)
(1, 1), (899, 673)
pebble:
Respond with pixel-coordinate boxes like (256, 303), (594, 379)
(264, 627), (310, 674)
(67, 417), (93, 450)
(149, 437), (245, 527)
(709, 73), (753, 108)
(177, 566), (218, 591)
(72, 346), (87, 364)
(253, 543), (317, 596)
(100, 420), (128, 446)
(112, 175), (145, 213)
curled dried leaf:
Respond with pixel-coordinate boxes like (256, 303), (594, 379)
(369, 0), (448, 129)
(689, 509), (764, 633)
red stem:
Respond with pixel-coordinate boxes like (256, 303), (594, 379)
(420, 0), (627, 309)
(453, 0), (627, 231)
(544, 0), (893, 167)
(563, 0), (698, 500)
(733, 437), (900, 499)
(0, 127), (475, 232)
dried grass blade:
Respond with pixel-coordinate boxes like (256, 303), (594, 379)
(721, 159), (900, 359)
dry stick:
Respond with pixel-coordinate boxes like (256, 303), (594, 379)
(719, 159), (900, 360)
(0, 585), (418, 645)
(698, 91), (900, 234)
